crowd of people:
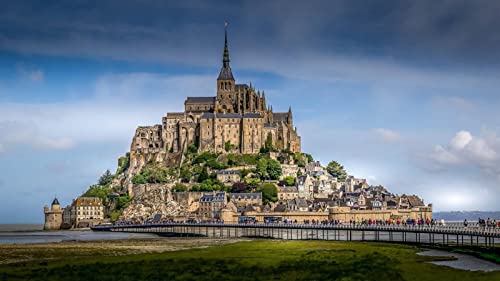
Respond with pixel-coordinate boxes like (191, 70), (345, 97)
(468, 218), (500, 228)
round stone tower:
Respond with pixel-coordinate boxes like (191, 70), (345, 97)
(44, 198), (64, 230)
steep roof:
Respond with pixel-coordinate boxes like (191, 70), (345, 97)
(273, 112), (290, 123)
(51, 198), (60, 206)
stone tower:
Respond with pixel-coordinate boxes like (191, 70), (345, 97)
(44, 197), (63, 230)
(216, 21), (236, 113)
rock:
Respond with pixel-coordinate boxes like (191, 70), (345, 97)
(120, 185), (187, 222)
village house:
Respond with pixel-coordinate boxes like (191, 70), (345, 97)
(229, 192), (262, 207)
(278, 186), (299, 200)
(296, 174), (314, 199)
(74, 197), (104, 227)
(216, 170), (241, 186)
(280, 164), (300, 179)
(199, 192), (227, 219)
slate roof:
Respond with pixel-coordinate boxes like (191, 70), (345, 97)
(278, 186), (298, 193)
(273, 112), (290, 123)
(218, 65), (234, 80)
(52, 198), (60, 205)
(243, 113), (262, 118)
(230, 193), (262, 199)
(235, 84), (249, 90)
(200, 112), (262, 119)
(200, 192), (226, 203)
(217, 170), (240, 175)
(185, 97), (216, 104)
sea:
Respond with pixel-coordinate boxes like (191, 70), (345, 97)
(0, 224), (158, 244)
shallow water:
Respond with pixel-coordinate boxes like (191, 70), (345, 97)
(0, 224), (158, 244)
(418, 249), (500, 272)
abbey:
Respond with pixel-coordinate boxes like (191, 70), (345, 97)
(130, 26), (301, 163)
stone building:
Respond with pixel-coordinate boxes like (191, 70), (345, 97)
(199, 192), (227, 219)
(75, 197), (104, 227)
(229, 192), (262, 207)
(216, 170), (241, 186)
(278, 186), (299, 200)
(296, 175), (314, 198)
(43, 198), (64, 230)
(128, 25), (301, 174)
(62, 203), (76, 229)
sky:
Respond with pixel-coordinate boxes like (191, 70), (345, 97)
(1, 0), (500, 223)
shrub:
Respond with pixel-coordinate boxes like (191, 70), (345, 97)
(173, 183), (188, 192)
(284, 176), (295, 186)
(258, 183), (278, 204)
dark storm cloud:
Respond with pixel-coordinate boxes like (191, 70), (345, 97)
(1, 0), (500, 67)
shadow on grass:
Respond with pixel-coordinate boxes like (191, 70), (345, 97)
(0, 251), (403, 281)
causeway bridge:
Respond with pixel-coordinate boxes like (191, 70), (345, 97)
(92, 223), (500, 248)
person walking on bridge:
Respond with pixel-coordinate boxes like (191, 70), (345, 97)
(463, 219), (468, 227)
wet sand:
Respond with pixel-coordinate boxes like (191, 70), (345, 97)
(0, 238), (248, 265)
(418, 249), (500, 272)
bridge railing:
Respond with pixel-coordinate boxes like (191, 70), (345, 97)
(92, 222), (500, 237)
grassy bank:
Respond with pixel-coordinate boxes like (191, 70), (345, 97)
(0, 240), (499, 281)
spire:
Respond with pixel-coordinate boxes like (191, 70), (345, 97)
(288, 106), (292, 113)
(223, 21), (230, 68)
(217, 21), (234, 81)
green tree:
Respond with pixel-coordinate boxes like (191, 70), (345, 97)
(116, 153), (130, 175)
(284, 176), (296, 186)
(244, 178), (261, 191)
(83, 184), (111, 204)
(326, 161), (347, 182)
(98, 169), (114, 186)
(224, 141), (234, 152)
(197, 166), (209, 183)
(256, 158), (269, 179)
(131, 174), (147, 185)
(186, 144), (198, 155)
(256, 158), (282, 180)
(115, 195), (131, 210)
(172, 183), (188, 192)
(267, 159), (282, 180)
(258, 183), (278, 204)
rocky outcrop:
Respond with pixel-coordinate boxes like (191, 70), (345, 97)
(120, 185), (187, 222)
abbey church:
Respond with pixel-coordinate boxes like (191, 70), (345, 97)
(130, 26), (301, 167)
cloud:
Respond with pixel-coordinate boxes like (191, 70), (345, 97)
(0, 73), (213, 151)
(0, 120), (74, 153)
(429, 145), (461, 165)
(450, 130), (472, 150)
(373, 128), (401, 143)
(427, 130), (500, 175)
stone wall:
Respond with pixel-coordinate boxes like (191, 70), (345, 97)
(328, 206), (433, 222)
(242, 211), (329, 223)
(130, 183), (174, 198)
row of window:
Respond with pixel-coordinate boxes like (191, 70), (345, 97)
(78, 211), (102, 216)
(78, 206), (102, 210)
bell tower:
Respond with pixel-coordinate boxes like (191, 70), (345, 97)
(216, 21), (236, 113)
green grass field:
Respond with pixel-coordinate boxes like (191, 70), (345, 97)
(0, 240), (499, 281)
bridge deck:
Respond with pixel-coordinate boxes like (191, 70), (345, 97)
(92, 223), (500, 248)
